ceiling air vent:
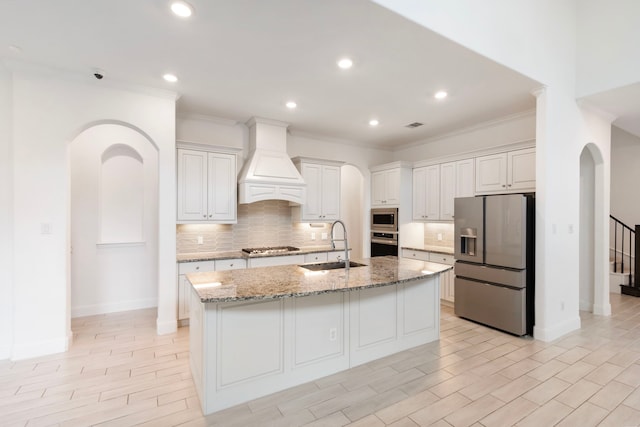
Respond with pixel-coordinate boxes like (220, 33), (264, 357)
(405, 122), (424, 129)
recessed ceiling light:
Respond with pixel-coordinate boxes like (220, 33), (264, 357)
(170, 1), (194, 18)
(337, 58), (353, 70)
(434, 91), (448, 100)
(286, 101), (297, 109)
(163, 73), (178, 83)
(369, 119), (379, 126)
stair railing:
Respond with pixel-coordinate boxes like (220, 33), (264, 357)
(610, 215), (638, 294)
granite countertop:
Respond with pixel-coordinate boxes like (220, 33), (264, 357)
(402, 246), (454, 255)
(186, 256), (452, 303)
(177, 245), (341, 263)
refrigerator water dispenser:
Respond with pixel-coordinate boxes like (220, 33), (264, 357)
(460, 228), (477, 256)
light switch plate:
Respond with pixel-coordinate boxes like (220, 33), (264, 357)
(321, 232), (328, 240)
(197, 236), (204, 245)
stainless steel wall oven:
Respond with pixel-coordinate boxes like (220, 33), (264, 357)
(371, 208), (399, 257)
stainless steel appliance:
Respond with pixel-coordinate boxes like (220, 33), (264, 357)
(371, 208), (399, 257)
(242, 246), (300, 255)
(454, 194), (535, 335)
(371, 208), (398, 231)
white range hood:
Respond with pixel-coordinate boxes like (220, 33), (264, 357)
(238, 117), (306, 204)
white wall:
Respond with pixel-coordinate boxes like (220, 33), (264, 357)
(9, 69), (176, 360)
(0, 65), (13, 359)
(392, 111), (535, 162)
(610, 126), (640, 227)
(70, 124), (158, 317)
(576, 0), (640, 97)
(341, 165), (364, 259)
(375, 0), (613, 341)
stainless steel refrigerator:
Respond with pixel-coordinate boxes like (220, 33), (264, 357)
(454, 194), (535, 336)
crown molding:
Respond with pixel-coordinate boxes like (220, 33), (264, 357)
(395, 109), (536, 151)
(176, 112), (239, 126)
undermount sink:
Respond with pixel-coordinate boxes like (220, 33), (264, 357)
(300, 261), (367, 271)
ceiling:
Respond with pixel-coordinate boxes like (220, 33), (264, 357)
(1, 0), (545, 149)
(580, 82), (640, 138)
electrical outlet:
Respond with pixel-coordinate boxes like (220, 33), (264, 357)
(321, 232), (328, 240)
(437, 233), (443, 241)
(197, 236), (204, 245)
(329, 328), (337, 341)
(311, 232), (316, 240)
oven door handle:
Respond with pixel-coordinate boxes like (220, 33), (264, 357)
(371, 239), (398, 245)
(371, 230), (398, 235)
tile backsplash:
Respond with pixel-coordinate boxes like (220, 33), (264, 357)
(176, 200), (330, 253)
(424, 222), (454, 249)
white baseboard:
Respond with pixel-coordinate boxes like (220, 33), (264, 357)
(593, 302), (611, 316)
(533, 315), (581, 342)
(157, 318), (177, 335)
(71, 298), (157, 318)
(11, 336), (68, 361)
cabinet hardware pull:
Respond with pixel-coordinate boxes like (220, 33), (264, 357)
(502, 184), (506, 188)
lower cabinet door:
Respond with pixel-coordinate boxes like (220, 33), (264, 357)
(178, 275), (191, 320)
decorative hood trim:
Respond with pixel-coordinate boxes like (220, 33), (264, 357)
(238, 117), (306, 204)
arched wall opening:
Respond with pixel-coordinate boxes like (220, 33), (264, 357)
(69, 123), (159, 319)
(579, 142), (610, 316)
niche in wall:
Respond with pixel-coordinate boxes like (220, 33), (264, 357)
(99, 144), (144, 244)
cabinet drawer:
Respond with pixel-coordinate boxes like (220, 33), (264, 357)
(248, 254), (305, 268)
(216, 259), (246, 271)
(402, 249), (429, 261)
(178, 260), (216, 275)
(428, 253), (454, 265)
(304, 252), (328, 263)
(327, 250), (350, 262)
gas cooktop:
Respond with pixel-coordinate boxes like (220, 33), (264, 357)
(241, 246), (300, 255)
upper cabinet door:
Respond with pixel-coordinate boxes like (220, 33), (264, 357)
(384, 168), (401, 206)
(507, 148), (536, 191)
(412, 167), (427, 220)
(301, 163), (323, 219)
(207, 152), (237, 221)
(177, 148), (237, 223)
(455, 159), (475, 198)
(475, 153), (508, 193)
(371, 171), (387, 206)
(321, 165), (341, 219)
(439, 162), (455, 220)
(177, 149), (208, 221)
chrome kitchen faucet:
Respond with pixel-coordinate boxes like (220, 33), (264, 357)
(330, 220), (349, 269)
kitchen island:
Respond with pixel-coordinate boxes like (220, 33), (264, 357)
(186, 256), (451, 414)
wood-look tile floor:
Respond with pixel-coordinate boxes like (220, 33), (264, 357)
(3, 294), (640, 426)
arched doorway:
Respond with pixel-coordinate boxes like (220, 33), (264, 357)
(70, 123), (159, 318)
(341, 164), (365, 259)
(579, 143), (610, 315)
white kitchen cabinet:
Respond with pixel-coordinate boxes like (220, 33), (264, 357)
(177, 148), (237, 223)
(372, 168), (401, 207)
(429, 253), (455, 304)
(475, 148), (535, 194)
(327, 250), (351, 262)
(248, 254), (306, 268)
(215, 258), (246, 271)
(177, 260), (216, 322)
(413, 159), (474, 222)
(456, 159), (475, 198)
(439, 162), (456, 221)
(413, 165), (440, 221)
(402, 248), (430, 261)
(304, 252), (328, 263)
(293, 158), (343, 221)
(401, 248), (455, 304)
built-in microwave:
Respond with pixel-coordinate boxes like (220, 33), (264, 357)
(371, 208), (398, 231)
